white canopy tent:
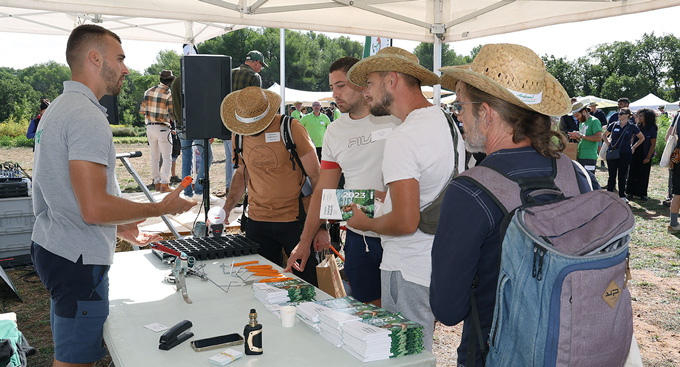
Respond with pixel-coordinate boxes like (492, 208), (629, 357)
(576, 95), (618, 109)
(630, 93), (671, 111)
(665, 101), (680, 112)
(2, 1), (679, 44)
(267, 83), (333, 107)
(2, 0), (680, 107)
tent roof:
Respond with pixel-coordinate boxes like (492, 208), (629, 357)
(2, 0), (679, 44)
(576, 96), (618, 109)
(630, 93), (671, 111)
(267, 83), (333, 106)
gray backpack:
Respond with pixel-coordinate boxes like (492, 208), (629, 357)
(460, 154), (635, 367)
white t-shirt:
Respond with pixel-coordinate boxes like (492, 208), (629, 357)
(380, 105), (466, 287)
(322, 113), (401, 237)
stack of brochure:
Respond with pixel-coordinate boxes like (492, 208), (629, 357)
(295, 302), (330, 331)
(265, 279), (316, 302)
(364, 314), (425, 358)
(252, 283), (289, 305)
(341, 321), (392, 362)
(317, 307), (360, 347)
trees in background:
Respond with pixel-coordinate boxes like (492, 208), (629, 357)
(3, 31), (680, 127)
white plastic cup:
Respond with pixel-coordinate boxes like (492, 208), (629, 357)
(280, 306), (296, 327)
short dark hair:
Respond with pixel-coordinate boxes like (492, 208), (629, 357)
(66, 24), (121, 69)
(617, 97), (630, 105)
(464, 83), (565, 159)
(329, 57), (360, 74)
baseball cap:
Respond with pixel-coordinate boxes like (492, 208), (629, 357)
(246, 50), (268, 67)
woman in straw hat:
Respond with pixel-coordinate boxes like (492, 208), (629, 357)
(428, 44), (644, 367)
(220, 86), (321, 285)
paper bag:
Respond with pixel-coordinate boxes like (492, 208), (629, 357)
(564, 142), (578, 161)
(316, 254), (346, 298)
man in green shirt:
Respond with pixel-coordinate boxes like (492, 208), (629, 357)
(568, 102), (602, 174)
(299, 101), (331, 160)
(291, 101), (304, 121)
(329, 101), (341, 121)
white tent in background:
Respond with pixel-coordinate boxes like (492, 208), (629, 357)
(665, 101), (680, 112)
(267, 83), (333, 107)
(576, 96), (618, 109)
(630, 93), (671, 111)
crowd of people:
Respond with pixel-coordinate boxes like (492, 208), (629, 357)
(27, 23), (663, 367)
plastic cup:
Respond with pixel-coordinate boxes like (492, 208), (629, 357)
(280, 306), (296, 327)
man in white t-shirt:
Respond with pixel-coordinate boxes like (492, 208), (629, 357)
(345, 47), (466, 351)
(284, 57), (400, 306)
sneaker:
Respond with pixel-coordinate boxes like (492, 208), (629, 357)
(621, 197), (629, 203)
(640, 196), (649, 202)
(668, 224), (680, 233)
(170, 176), (181, 184)
(215, 189), (229, 198)
(664, 199), (672, 207)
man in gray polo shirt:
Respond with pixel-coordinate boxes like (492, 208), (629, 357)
(31, 25), (195, 367)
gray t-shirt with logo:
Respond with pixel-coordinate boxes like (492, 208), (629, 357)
(32, 81), (117, 265)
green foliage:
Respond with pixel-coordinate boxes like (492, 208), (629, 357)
(198, 28), (363, 91)
(17, 61), (70, 100)
(111, 125), (146, 137)
(0, 134), (32, 148)
(654, 115), (672, 164)
(542, 32), (680, 102)
(0, 78), (39, 122)
(413, 43), (471, 72)
(0, 117), (30, 138)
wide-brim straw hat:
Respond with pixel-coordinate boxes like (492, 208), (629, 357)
(570, 101), (587, 115)
(347, 47), (439, 87)
(221, 86), (282, 136)
(439, 44), (571, 117)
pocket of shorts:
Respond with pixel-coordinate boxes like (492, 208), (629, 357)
(74, 299), (109, 337)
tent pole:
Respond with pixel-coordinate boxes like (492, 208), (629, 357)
(433, 0), (442, 107)
(280, 28), (286, 114)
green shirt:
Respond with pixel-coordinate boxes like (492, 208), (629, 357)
(333, 109), (341, 121)
(578, 116), (601, 160)
(291, 110), (303, 121)
(299, 112), (331, 147)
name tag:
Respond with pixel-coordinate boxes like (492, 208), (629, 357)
(265, 132), (281, 143)
(320, 120), (326, 125)
(613, 128), (620, 132)
(371, 128), (393, 141)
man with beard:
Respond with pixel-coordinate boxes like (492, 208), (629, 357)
(284, 57), (401, 306)
(430, 44), (604, 366)
(30, 25), (195, 367)
(344, 47), (466, 351)
(140, 70), (176, 192)
(568, 102), (602, 175)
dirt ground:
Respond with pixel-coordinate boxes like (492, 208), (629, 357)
(2, 143), (680, 366)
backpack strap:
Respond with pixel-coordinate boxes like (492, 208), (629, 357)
(279, 115), (308, 222)
(280, 115), (308, 178)
(233, 134), (243, 169)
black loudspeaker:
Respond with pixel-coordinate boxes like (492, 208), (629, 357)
(99, 95), (119, 125)
(181, 55), (232, 140)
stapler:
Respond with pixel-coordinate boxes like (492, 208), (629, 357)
(159, 320), (194, 351)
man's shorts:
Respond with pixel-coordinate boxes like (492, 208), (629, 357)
(31, 243), (109, 364)
(673, 164), (680, 195)
(344, 229), (383, 303)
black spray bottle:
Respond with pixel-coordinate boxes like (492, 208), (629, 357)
(244, 308), (263, 355)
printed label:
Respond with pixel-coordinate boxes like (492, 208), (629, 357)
(265, 132), (281, 143)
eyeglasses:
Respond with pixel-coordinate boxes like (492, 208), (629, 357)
(618, 112), (629, 116)
(312, 104), (321, 107)
(451, 101), (482, 115)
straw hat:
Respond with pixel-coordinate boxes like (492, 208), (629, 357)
(439, 44), (571, 117)
(220, 86), (282, 136)
(347, 47), (439, 87)
(570, 101), (587, 115)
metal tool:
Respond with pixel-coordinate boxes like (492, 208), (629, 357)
(150, 242), (195, 304)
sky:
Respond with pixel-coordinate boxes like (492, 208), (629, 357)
(2, 5), (680, 73)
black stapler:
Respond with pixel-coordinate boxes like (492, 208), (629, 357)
(159, 320), (194, 350)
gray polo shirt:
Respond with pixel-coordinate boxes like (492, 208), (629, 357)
(32, 81), (117, 265)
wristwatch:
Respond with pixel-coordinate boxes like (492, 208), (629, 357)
(319, 221), (330, 231)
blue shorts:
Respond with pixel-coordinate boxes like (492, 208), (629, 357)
(31, 243), (109, 364)
(344, 229), (383, 303)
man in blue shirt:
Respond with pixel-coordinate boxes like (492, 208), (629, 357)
(432, 44), (599, 367)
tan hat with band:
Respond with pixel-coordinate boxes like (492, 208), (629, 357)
(439, 43), (571, 117)
(221, 86), (282, 136)
(347, 47), (439, 87)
